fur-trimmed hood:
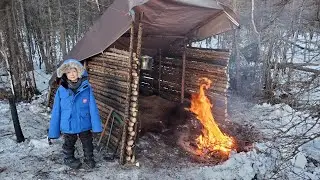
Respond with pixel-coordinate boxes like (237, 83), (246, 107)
(57, 59), (86, 78)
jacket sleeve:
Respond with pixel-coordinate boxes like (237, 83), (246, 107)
(89, 87), (103, 133)
(48, 89), (61, 139)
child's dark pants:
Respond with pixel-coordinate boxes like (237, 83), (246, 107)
(62, 130), (95, 168)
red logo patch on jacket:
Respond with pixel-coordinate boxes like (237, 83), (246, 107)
(82, 98), (88, 104)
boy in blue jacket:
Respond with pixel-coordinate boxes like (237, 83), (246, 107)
(48, 59), (102, 169)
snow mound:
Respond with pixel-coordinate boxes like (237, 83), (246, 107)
(29, 138), (50, 149)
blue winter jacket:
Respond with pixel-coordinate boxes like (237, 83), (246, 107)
(48, 69), (102, 139)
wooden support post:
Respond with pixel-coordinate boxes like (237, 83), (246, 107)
(181, 40), (187, 103)
(130, 12), (144, 164)
(83, 59), (88, 70)
(158, 48), (162, 94)
(136, 12), (144, 59)
(119, 22), (135, 165)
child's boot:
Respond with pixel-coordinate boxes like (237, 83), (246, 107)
(63, 134), (81, 169)
(79, 131), (96, 168)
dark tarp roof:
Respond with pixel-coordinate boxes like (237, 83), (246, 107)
(64, 0), (239, 61)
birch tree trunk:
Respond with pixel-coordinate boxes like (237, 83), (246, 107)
(58, 0), (67, 58)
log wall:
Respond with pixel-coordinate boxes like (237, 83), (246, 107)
(87, 48), (136, 161)
(140, 47), (230, 122)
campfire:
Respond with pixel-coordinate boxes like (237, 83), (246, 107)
(176, 77), (236, 163)
(190, 77), (235, 157)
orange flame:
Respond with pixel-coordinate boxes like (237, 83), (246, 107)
(190, 77), (234, 156)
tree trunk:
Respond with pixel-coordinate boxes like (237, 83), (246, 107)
(48, 0), (57, 70)
(6, 3), (22, 100)
(58, 0), (67, 58)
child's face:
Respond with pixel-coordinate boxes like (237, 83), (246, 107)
(66, 68), (78, 82)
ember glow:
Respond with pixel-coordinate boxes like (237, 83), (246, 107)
(190, 77), (234, 156)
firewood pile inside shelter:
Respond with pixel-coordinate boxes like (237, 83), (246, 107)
(48, 0), (257, 165)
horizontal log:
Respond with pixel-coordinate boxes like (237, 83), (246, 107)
(186, 57), (228, 67)
(185, 72), (227, 82)
(154, 59), (227, 73)
(91, 81), (128, 101)
(91, 83), (129, 100)
(90, 56), (130, 66)
(88, 72), (131, 87)
(156, 80), (227, 95)
(90, 78), (129, 93)
(104, 132), (122, 148)
(88, 68), (130, 82)
(159, 93), (180, 102)
(89, 58), (131, 71)
(185, 83), (227, 94)
(100, 122), (123, 139)
(95, 93), (128, 114)
(90, 79), (130, 95)
(152, 65), (228, 81)
(103, 52), (130, 59)
(87, 64), (130, 78)
(108, 48), (136, 57)
(154, 68), (228, 84)
(169, 48), (230, 61)
(185, 79), (228, 90)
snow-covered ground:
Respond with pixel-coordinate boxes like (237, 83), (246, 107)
(0, 94), (319, 180)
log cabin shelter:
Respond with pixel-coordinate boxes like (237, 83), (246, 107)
(48, 0), (239, 165)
